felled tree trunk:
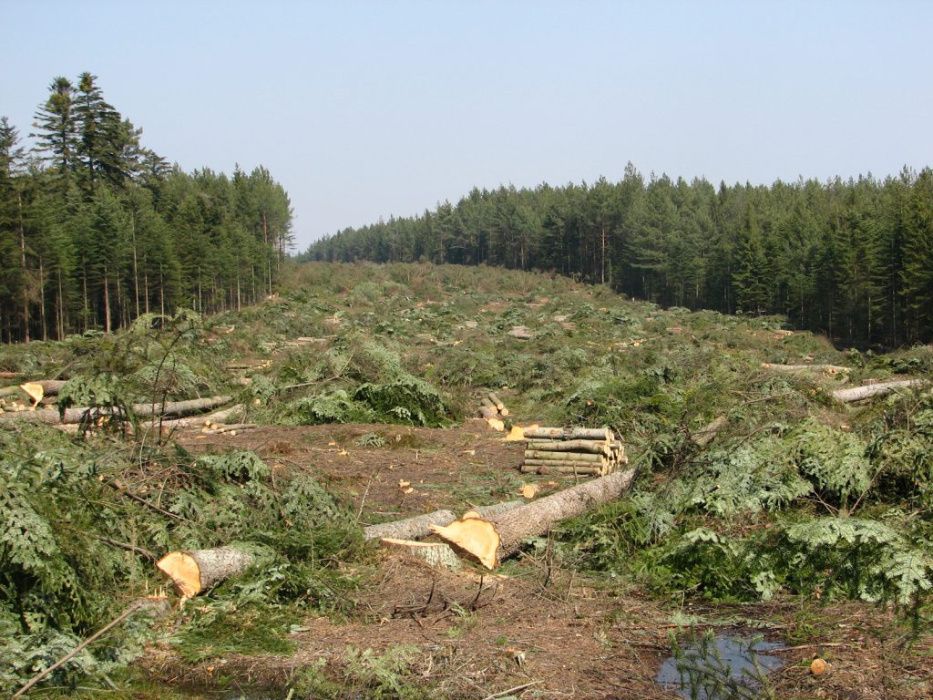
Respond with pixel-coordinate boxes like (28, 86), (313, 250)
(0, 395), (232, 425)
(832, 379), (925, 403)
(156, 545), (261, 598)
(362, 500), (523, 541)
(364, 509), (456, 542)
(761, 363), (851, 374)
(431, 469), (636, 568)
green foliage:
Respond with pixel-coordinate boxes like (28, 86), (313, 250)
(792, 419), (872, 509)
(342, 645), (426, 699)
(0, 428), (362, 694)
(781, 517), (932, 604)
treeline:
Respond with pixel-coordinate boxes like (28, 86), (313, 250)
(0, 73), (292, 343)
(304, 165), (933, 347)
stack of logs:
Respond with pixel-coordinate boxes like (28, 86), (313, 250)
(521, 426), (626, 476)
(478, 391), (509, 431)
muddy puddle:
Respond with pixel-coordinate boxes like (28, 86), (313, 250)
(656, 633), (784, 699)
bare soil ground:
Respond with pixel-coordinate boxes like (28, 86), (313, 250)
(154, 422), (933, 699)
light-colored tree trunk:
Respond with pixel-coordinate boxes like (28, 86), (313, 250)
(103, 268), (111, 334)
(432, 469), (636, 568)
(363, 501), (523, 541)
(0, 395), (232, 425)
(832, 379), (925, 403)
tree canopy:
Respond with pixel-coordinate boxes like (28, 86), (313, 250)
(0, 73), (293, 343)
(304, 167), (933, 347)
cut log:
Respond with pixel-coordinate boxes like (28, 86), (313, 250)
(0, 395), (232, 425)
(156, 545), (258, 597)
(431, 468), (636, 568)
(692, 416), (728, 448)
(479, 404), (498, 419)
(24, 379), (68, 396)
(486, 417), (505, 432)
(761, 363), (851, 374)
(526, 439), (611, 455)
(379, 538), (461, 570)
(524, 426), (613, 441)
(481, 396), (497, 411)
(362, 501), (524, 542)
(520, 464), (603, 476)
(524, 450), (605, 463)
(831, 379), (925, 403)
(488, 392), (509, 416)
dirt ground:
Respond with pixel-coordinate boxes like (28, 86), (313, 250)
(159, 422), (932, 699)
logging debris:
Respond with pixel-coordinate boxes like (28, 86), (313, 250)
(520, 426), (626, 476)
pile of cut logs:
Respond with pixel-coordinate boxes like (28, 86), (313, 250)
(478, 391), (509, 431)
(520, 426), (626, 476)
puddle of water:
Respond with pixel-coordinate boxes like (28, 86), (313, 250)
(656, 634), (784, 699)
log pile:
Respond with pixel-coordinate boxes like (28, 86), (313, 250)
(478, 391), (509, 431)
(520, 426), (626, 476)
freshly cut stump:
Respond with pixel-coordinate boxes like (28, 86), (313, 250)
(380, 538), (461, 570)
(432, 469), (636, 569)
(156, 546), (255, 598)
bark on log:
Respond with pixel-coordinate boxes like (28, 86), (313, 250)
(362, 501), (524, 542)
(761, 363), (851, 374)
(379, 538), (461, 570)
(156, 545), (257, 597)
(364, 510), (457, 541)
(526, 439), (611, 454)
(831, 379), (925, 403)
(524, 450), (605, 463)
(523, 458), (608, 469)
(524, 427), (613, 441)
(479, 405), (499, 420)
(520, 464), (603, 476)
(25, 379), (68, 395)
(488, 392), (509, 416)
(431, 468), (637, 568)
(0, 395), (232, 425)
(692, 416), (728, 448)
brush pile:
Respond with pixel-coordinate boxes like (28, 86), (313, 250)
(520, 426), (626, 476)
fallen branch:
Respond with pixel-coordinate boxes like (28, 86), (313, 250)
(432, 469), (637, 568)
(12, 597), (169, 698)
(831, 379), (925, 403)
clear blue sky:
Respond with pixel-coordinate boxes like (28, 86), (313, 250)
(2, 1), (931, 250)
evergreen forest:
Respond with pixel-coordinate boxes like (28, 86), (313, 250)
(0, 73), (293, 343)
(304, 165), (933, 347)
